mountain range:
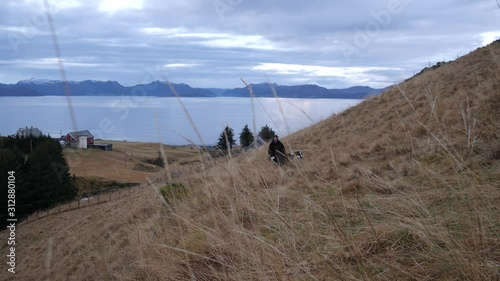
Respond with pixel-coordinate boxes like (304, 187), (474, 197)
(0, 78), (387, 99)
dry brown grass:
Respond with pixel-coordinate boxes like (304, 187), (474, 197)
(2, 41), (500, 280)
(3, 184), (164, 281)
(65, 140), (202, 184)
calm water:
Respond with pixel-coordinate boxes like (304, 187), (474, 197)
(0, 96), (361, 145)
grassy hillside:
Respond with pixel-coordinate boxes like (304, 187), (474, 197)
(2, 41), (499, 280)
(65, 140), (204, 195)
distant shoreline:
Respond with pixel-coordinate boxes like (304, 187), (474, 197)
(0, 94), (367, 100)
(93, 139), (219, 148)
(1, 80), (387, 99)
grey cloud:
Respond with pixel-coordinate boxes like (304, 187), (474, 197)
(0, 0), (499, 88)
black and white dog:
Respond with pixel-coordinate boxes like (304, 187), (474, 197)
(289, 150), (304, 159)
(269, 151), (304, 165)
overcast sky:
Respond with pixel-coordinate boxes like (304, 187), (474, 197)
(1, 0), (499, 89)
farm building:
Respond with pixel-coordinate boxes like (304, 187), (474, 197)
(17, 126), (42, 138)
(64, 130), (94, 149)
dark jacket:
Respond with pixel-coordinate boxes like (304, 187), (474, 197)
(268, 139), (286, 158)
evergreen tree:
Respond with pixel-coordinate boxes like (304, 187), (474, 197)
(24, 143), (53, 210)
(258, 125), (276, 142)
(0, 148), (26, 228)
(46, 139), (77, 203)
(239, 124), (254, 147)
(1, 135), (76, 224)
(217, 126), (236, 150)
(4, 135), (49, 154)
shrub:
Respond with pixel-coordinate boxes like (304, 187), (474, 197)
(159, 183), (187, 205)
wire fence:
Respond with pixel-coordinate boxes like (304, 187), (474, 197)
(17, 165), (188, 226)
(19, 184), (148, 225)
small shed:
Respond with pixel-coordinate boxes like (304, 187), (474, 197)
(77, 135), (87, 149)
(92, 144), (113, 151)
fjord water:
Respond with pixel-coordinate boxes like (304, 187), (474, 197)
(0, 96), (361, 145)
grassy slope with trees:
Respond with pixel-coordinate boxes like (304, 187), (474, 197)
(2, 41), (499, 280)
(0, 136), (76, 228)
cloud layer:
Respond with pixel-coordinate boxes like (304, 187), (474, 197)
(1, 0), (499, 88)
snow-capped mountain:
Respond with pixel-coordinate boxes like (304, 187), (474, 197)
(17, 78), (59, 85)
(4, 79), (216, 97)
(1, 79), (388, 99)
